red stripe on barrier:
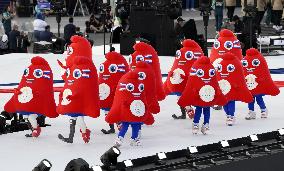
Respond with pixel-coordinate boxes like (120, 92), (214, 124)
(274, 81), (284, 88)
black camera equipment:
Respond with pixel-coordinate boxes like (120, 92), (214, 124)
(51, 0), (65, 37)
(96, 0), (111, 54)
(243, 0), (257, 48)
(199, 0), (212, 56)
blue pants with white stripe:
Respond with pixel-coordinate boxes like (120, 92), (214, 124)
(118, 122), (142, 140)
(193, 106), (210, 125)
(224, 101), (236, 117)
(248, 95), (266, 112)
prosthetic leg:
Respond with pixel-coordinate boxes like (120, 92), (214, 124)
(58, 119), (76, 143)
(172, 106), (187, 119)
(101, 124), (115, 134)
(101, 111), (115, 134)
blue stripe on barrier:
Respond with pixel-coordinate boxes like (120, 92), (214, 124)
(0, 80), (65, 87)
(1, 68), (284, 87)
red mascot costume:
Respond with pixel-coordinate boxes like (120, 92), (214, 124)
(99, 51), (129, 134)
(216, 52), (253, 126)
(5, 56), (58, 137)
(57, 56), (100, 143)
(209, 29), (242, 67)
(129, 42), (166, 101)
(178, 56), (227, 135)
(58, 35), (92, 80)
(163, 39), (204, 119)
(105, 70), (155, 147)
(242, 48), (280, 120)
(133, 61), (160, 115)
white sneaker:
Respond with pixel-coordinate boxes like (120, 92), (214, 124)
(226, 116), (235, 126)
(186, 9), (190, 11)
(114, 136), (123, 147)
(192, 123), (199, 134)
(245, 110), (256, 120)
(201, 123), (209, 135)
(130, 138), (141, 146)
(191, 8), (196, 11)
(261, 109), (268, 118)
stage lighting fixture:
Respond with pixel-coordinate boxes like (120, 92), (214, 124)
(64, 158), (91, 171)
(123, 159), (133, 168)
(250, 134), (259, 142)
(92, 166), (103, 171)
(220, 140), (230, 148)
(32, 159), (52, 171)
(100, 146), (121, 168)
(157, 152), (167, 160)
(278, 128), (284, 136)
(188, 146), (198, 154)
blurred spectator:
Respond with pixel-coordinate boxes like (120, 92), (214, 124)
(85, 21), (94, 34)
(2, 5), (15, 35)
(186, 0), (196, 11)
(89, 14), (104, 32)
(175, 17), (185, 50)
(265, 0), (272, 26)
(8, 24), (20, 53)
(232, 15), (244, 33)
(33, 13), (47, 41)
(0, 34), (9, 54)
(64, 17), (76, 45)
(175, 17), (185, 39)
(225, 0), (236, 22)
(111, 17), (123, 43)
(75, 27), (84, 36)
(241, 16), (258, 55)
(255, 0), (267, 33)
(39, 25), (53, 42)
(182, 19), (198, 42)
(17, 31), (31, 53)
(104, 8), (114, 32)
(212, 0), (224, 32)
(272, 0), (283, 31)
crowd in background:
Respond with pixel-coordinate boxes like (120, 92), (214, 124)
(0, 0), (117, 54)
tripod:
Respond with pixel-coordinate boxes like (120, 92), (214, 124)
(200, 8), (212, 57)
(73, 0), (86, 16)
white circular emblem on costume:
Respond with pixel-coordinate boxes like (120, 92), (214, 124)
(170, 68), (185, 84)
(61, 89), (72, 105)
(212, 58), (223, 68)
(18, 86), (33, 103)
(218, 79), (231, 95)
(245, 74), (258, 90)
(99, 83), (111, 100)
(199, 85), (215, 102)
(130, 100), (145, 117)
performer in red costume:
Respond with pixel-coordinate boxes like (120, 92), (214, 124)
(99, 51), (129, 134)
(57, 35), (92, 80)
(5, 56), (58, 137)
(163, 39), (204, 119)
(129, 42), (166, 101)
(105, 70), (155, 147)
(210, 29), (242, 67)
(216, 52), (253, 126)
(178, 56), (227, 134)
(57, 56), (100, 143)
(132, 61), (161, 139)
(133, 61), (160, 114)
(242, 48), (280, 119)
